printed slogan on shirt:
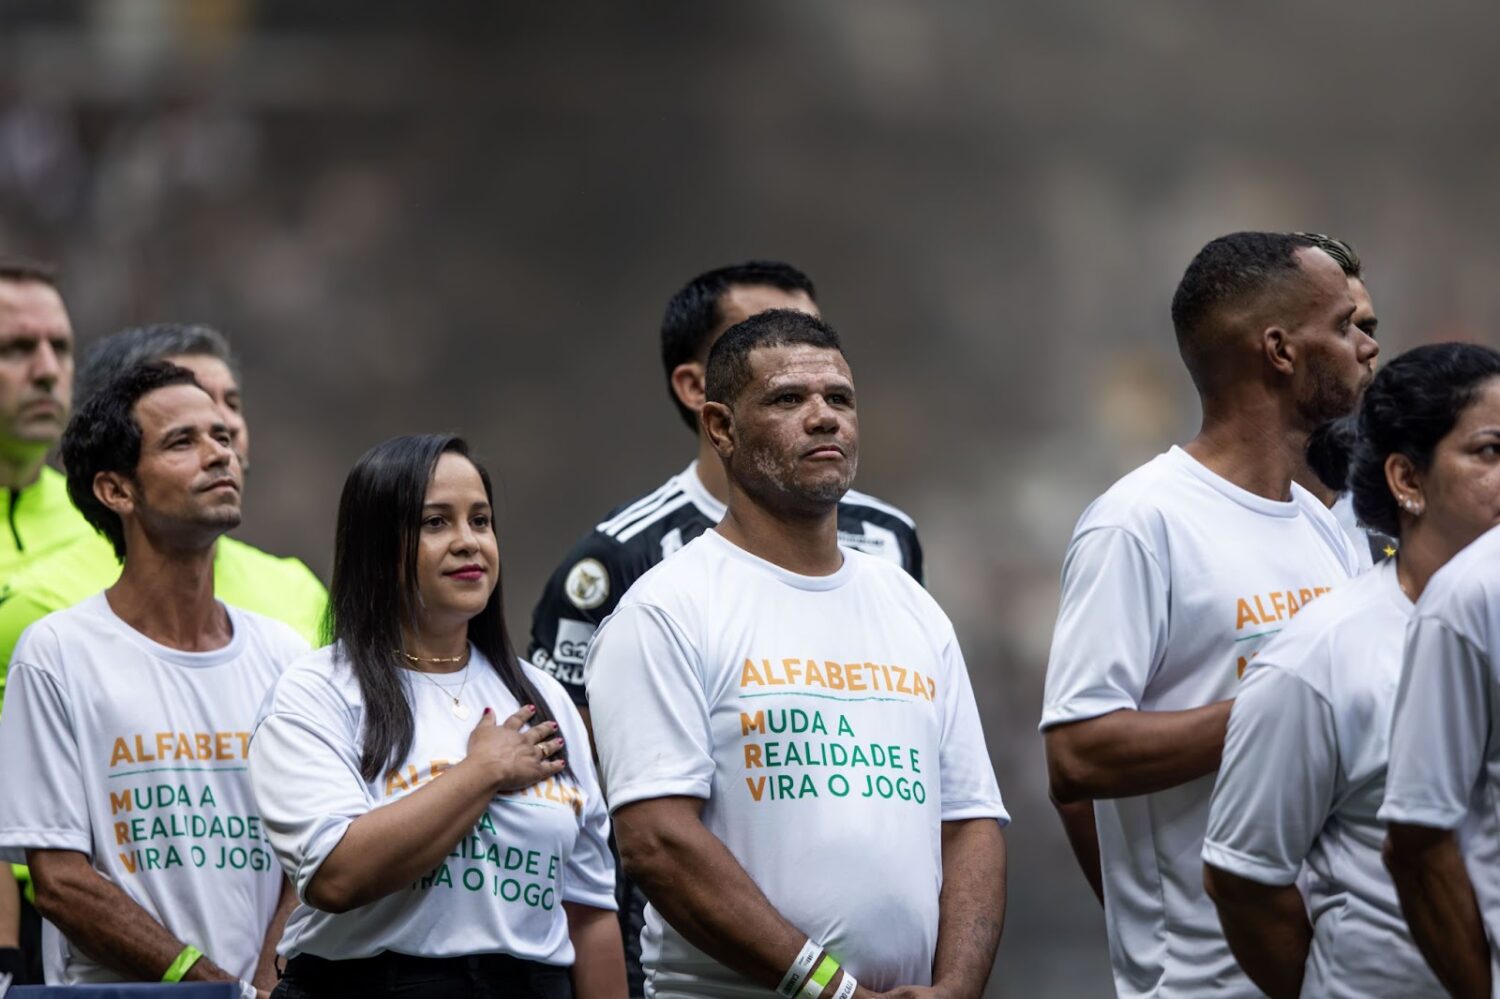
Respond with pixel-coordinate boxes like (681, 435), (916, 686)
(385, 759), (586, 912)
(107, 729), (271, 875)
(1233, 586), (1334, 676)
(737, 656), (936, 803)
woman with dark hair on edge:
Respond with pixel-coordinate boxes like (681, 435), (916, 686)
(1201, 342), (1500, 998)
(249, 435), (625, 999)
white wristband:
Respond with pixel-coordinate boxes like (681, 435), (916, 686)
(832, 972), (858, 999)
(777, 939), (822, 999)
(799, 955), (840, 999)
(239, 981), (259, 999)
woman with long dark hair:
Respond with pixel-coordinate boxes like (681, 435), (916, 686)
(1201, 342), (1500, 998)
(250, 435), (625, 999)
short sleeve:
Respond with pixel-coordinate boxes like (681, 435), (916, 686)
(529, 532), (635, 706)
(0, 637), (92, 861)
(585, 603), (713, 811)
(561, 754), (617, 910)
(249, 675), (372, 902)
(1380, 617), (1490, 830)
(1202, 666), (1337, 885)
(936, 631), (1007, 824)
(1040, 527), (1168, 730)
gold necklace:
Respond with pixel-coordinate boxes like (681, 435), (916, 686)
(399, 649), (473, 719)
(400, 650), (468, 664)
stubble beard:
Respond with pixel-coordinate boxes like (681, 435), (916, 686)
(1298, 360), (1365, 429)
(737, 441), (856, 516)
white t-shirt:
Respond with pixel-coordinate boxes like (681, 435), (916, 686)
(585, 530), (1007, 998)
(1040, 446), (1362, 999)
(0, 593), (308, 984)
(249, 644), (615, 965)
(1202, 560), (1442, 997)
(1381, 524), (1500, 992)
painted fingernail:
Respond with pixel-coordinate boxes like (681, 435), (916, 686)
(525, 704), (536, 712)
(483, 707), (492, 715)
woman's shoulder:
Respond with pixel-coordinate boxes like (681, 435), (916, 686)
(264, 642), (362, 715)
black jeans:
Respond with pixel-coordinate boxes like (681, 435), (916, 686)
(272, 951), (574, 999)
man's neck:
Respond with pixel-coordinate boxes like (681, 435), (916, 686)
(716, 488), (843, 577)
(0, 447), (48, 493)
(694, 434), (731, 505)
(106, 539), (229, 652)
(1184, 393), (1309, 502)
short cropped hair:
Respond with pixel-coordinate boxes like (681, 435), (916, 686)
(77, 324), (238, 410)
(1294, 233), (1363, 279)
(661, 261), (818, 431)
(61, 361), (201, 561)
(0, 258), (59, 289)
(1169, 232), (1316, 391)
(704, 309), (843, 411)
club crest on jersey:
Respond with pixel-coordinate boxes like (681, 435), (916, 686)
(565, 558), (610, 610)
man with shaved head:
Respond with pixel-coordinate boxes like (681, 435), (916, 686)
(1040, 232), (1376, 997)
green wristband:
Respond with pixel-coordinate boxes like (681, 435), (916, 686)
(162, 944), (204, 983)
(800, 954), (840, 999)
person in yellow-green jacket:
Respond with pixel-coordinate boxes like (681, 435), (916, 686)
(0, 259), (86, 988)
(0, 322), (329, 672)
(0, 261), (89, 579)
(0, 323), (328, 988)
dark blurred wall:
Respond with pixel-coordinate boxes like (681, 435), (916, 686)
(3, 2), (1497, 994)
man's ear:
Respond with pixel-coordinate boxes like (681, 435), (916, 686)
(700, 401), (735, 459)
(93, 470), (136, 519)
(1262, 326), (1295, 377)
(670, 362), (708, 416)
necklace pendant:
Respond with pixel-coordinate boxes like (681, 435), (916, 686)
(451, 699), (470, 721)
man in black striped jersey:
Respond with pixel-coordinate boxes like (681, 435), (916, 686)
(527, 259), (923, 996)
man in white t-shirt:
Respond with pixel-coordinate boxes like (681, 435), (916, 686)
(1382, 525), (1500, 998)
(1041, 231), (1375, 998)
(587, 309), (1008, 999)
(0, 361), (307, 996)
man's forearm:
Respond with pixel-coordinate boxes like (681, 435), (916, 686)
(1051, 798), (1102, 904)
(27, 849), (237, 984)
(1046, 701), (1232, 802)
(1203, 866), (1309, 999)
(0, 869), (18, 947)
(615, 797), (855, 997)
(1386, 825), (1492, 999)
(932, 819), (1006, 999)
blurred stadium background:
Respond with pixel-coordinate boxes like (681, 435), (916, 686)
(2, 2), (1497, 994)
